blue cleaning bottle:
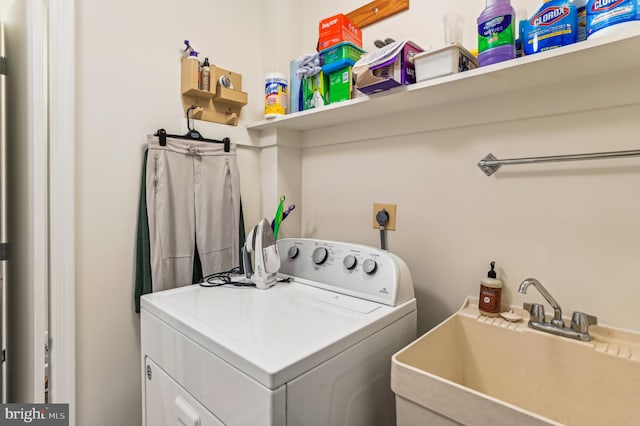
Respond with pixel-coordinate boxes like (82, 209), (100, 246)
(586, 0), (639, 39)
(523, 0), (578, 56)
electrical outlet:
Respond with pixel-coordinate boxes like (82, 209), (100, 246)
(372, 203), (397, 231)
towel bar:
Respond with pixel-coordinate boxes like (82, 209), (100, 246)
(478, 149), (640, 176)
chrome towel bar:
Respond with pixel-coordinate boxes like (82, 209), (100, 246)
(478, 149), (640, 176)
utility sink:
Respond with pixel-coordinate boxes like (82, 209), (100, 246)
(391, 299), (640, 425)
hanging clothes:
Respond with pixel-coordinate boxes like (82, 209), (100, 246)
(134, 135), (244, 312)
(134, 149), (152, 313)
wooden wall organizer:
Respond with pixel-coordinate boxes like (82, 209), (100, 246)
(346, 0), (409, 29)
(180, 58), (248, 126)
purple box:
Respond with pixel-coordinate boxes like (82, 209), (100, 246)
(355, 41), (423, 95)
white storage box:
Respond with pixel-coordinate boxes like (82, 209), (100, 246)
(413, 43), (478, 82)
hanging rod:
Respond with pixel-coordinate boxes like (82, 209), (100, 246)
(478, 149), (640, 176)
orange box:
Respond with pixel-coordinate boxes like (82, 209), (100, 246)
(318, 14), (362, 50)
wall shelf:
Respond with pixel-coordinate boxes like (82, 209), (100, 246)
(183, 88), (215, 99)
(247, 30), (640, 134)
(181, 59), (248, 126)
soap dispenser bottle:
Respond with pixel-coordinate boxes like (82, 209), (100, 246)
(201, 57), (211, 92)
(479, 261), (503, 316)
(187, 50), (201, 90)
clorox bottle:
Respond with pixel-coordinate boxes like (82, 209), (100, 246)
(586, 0), (640, 39)
(523, 0), (578, 55)
(477, 0), (517, 66)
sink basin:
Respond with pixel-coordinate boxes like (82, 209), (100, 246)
(391, 298), (640, 426)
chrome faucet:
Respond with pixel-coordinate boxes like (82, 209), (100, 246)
(518, 277), (597, 342)
(518, 278), (564, 327)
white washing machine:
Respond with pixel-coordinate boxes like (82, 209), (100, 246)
(140, 238), (417, 425)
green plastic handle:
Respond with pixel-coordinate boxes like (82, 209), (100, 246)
(273, 195), (285, 240)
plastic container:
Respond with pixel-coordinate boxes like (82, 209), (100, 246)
(289, 59), (303, 114)
(478, 261), (503, 316)
(522, 0), (578, 56)
(477, 0), (517, 66)
(186, 51), (201, 90)
(586, 0), (640, 40)
(571, 0), (588, 41)
(587, 20), (640, 39)
(516, 8), (528, 57)
(265, 73), (288, 119)
(201, 57), (211, 92)
(328, 66), (353, 104)
(319, 41), (365, 74)
(413, 43), (478, 82)
(302, 72), (328, 110)
(443, 13), (465, 45)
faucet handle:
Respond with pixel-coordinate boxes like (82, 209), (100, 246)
(523, 302), (545, 323)
(571, 311), (598, 334)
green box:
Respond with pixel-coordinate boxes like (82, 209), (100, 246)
(328, 66), (352, 104)
(302, 72), (328, 110)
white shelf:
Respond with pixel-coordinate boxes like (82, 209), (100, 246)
(247, 30), (640, 133)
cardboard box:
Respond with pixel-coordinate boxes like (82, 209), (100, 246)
(318, 14), (362, 50)
(302, 72), (328, 110)
(355, 41), (423, 95)
(328, 66), (352, 104)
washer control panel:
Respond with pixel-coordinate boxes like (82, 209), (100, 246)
(277, 238), (413, 306)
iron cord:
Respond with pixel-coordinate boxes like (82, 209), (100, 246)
(199, 267), (291, 288)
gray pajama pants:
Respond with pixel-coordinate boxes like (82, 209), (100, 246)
(146, 135), (241, 292)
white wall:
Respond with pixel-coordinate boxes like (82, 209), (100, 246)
(75, 1), (269, 424)
(6, 0), (47, 403)
(292, 1), (640, 333)
(301, 107), (640, 331)
(73, 0), (640, 424)
(0, 0), (15, 19)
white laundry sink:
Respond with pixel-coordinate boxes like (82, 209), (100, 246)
(391, 298), (640, 426)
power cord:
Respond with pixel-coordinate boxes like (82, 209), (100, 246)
(199, 266), (292, 288)
(199, 266), (255, 288)
(376, 209), (390, 250)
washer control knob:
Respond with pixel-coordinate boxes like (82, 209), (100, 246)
(363, 259), (378, 275)
(343, 254), (357, 270)
(287, 246), (299, 259)
(312, 247), (329, 265)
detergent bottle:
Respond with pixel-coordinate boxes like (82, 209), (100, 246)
(477, 0), (516, 66)
(183, 40), (201, 89)
(523, 0), (578, 56)
(586, 0), (640, 39)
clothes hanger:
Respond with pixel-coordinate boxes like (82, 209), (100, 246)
(154, 106), (231, 152)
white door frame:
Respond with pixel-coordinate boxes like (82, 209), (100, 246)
(48, 0), (75, 423)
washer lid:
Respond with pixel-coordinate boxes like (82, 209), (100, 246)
(141, 281), (415, 389)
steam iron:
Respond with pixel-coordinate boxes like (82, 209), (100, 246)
(242, 218), (281, 289)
